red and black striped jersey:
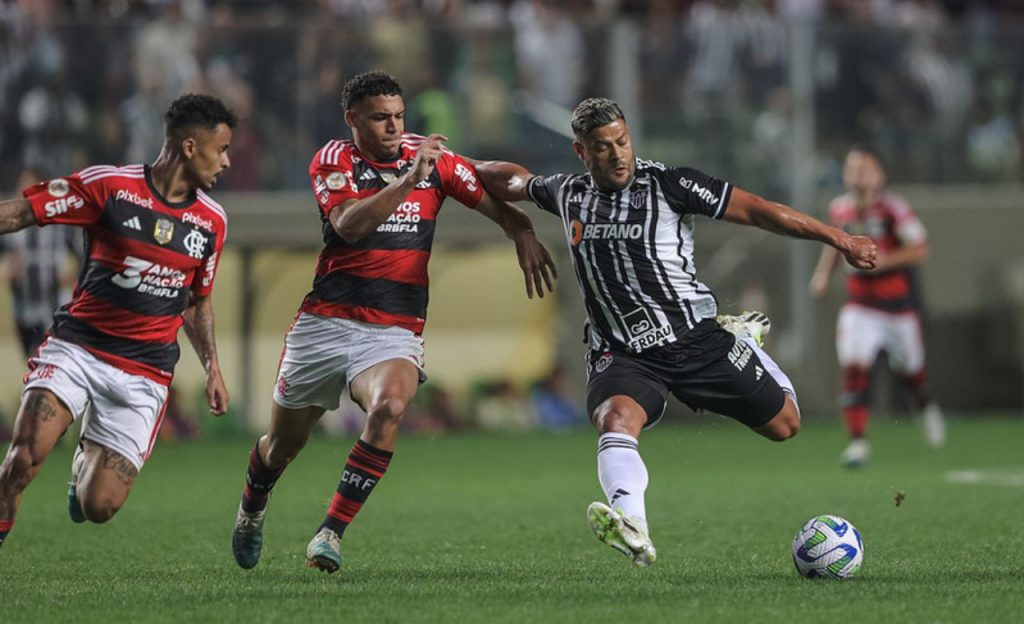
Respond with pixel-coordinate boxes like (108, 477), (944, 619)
(302, 133), (484, 333)
(22, 164), (227, 384)
(828, 191), (926, 313)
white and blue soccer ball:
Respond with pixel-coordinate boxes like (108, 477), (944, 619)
(791, 514), (863, 579)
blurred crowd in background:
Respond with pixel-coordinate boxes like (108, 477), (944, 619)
(1, 0), (1023, 195)
(2, 0), (1023, 438)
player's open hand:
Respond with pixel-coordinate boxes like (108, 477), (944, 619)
(206, 366), (229, 416)
(841, 235), (877, 270)
(410, 134), (448, 184)
(514, 231), (558, 299)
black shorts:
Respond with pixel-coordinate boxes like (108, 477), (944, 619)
(586, 319), (786, 429)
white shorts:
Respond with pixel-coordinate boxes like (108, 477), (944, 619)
(273, 313), (426, 411)
(23, 337), (169, 471)
(836, 304), (925, 374)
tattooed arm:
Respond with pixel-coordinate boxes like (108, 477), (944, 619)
(182, 294), (229, 415)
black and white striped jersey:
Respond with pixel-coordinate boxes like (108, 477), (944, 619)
(527, 158), (732, 354)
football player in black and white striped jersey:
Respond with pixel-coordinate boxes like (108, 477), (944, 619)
(473, 97), (877, 567)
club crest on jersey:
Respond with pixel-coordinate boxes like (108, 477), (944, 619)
(154, 218), (174, 245)
(630, 191), (647, 209)
(48, 178), (70, 198)
(594, 352), (613, 373)
(183, 229), (208, 259)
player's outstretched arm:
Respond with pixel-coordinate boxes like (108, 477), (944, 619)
(0, 198), (36, 234)
(723, 187), (877, 270)
(470, 160), (534, 203)
(182, 294), (229, 416)
(473, 191), (557, 299)
(330, 133), (448, 243)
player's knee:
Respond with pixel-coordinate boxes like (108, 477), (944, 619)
(759, 404), (801, 442)
(592, 401), (645, 436)
(80, 495), (123, 524)
(769, 413), (801, 442)
(366, 396), (408, 427)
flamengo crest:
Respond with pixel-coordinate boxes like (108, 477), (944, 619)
(183, 230), (208, 259)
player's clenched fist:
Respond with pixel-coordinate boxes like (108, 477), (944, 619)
(410, 134), (448, 184)
(841, 235), (877, 270)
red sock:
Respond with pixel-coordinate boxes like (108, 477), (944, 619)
(841, 366), (870, 437)
(843, 405), (869, 438)
(241, 441), (284, 513)
(319, 439), (393, 537)
(0, 519), (14, 547)
(903, 370), (929, 409)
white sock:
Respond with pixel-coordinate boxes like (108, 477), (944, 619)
(597, 432), (648, 522)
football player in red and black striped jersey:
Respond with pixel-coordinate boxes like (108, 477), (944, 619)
(0, 94), (235, 550)
(810, 146), (945, 467)
(230, 71), (557, 573)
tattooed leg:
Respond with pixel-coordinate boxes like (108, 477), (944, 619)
(75, 440), (139, 523)
(0, 390), (74, 543)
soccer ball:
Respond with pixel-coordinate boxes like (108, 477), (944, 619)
(791, 514), (863, 579)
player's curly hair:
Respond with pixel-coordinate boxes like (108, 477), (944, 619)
(164, 94), (237, 140)
(341, 70), (403, 110)
(571, 97), (625, 138)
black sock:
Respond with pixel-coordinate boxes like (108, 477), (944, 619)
(318, 439), (393, 537)
(241, 441), (284, 513)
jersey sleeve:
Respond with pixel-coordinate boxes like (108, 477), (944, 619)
(526, 174), (570, 215)
(658, 167), (732, 219)
(310, 151), (360, 218)
(439, 152), (484, 208)
(192, 218), (227, 297)
(889, 196), (927, 245)
(22, 172), (106, 227)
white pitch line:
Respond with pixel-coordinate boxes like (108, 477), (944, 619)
(945, 468), (1024, 487)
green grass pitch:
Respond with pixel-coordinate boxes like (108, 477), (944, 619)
(1, 416), (1022, 623)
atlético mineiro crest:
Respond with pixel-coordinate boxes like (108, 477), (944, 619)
(154, 218), (174, 245)
(595, 352), (613, 373)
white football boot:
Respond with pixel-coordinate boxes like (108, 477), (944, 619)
(587, 502), (657, 567)
(839, 438), (871, 468)
(717, 310), (772, 347)
(305, 527), (342, 573)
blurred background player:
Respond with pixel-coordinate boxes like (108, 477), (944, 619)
(810, 145), (946, 468)
(0, 94), (233, 550)
(230, 71), (556, 574)
(474, 97), (876, 567)
(1, 165), (81, 358)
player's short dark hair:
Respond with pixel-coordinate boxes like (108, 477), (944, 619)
(341, 71), (403, 110)
(164, 94), (237, 141)
(571, 97), (625, 138)
(847, 143), (887, 171)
